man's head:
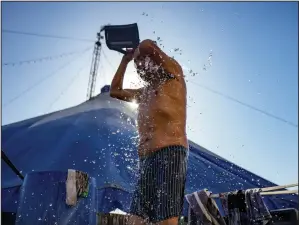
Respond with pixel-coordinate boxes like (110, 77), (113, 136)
(133, 50), (160, 83)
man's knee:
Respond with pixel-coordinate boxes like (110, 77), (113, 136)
(127, 215), (148, 225)
(154, 217), (179, 225)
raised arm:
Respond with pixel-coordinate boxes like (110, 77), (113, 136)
(110, 51), (143, 103)
(136, 39), (184, 80)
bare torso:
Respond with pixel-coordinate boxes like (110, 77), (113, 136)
(137, 78), (188, 157)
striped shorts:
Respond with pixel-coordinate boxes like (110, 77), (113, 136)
(130, 145), (188, 223)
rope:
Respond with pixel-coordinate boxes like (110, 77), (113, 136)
(3, 29), (94, 43)
(46, 62), (89, 113)
(3, 46), (93, 108)
(188, 80), (298, 128)
(3, 49), (90, 67)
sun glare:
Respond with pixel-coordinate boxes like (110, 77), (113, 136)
(128, 99), (139, 110)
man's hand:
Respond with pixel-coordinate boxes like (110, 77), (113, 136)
(110, 48), (144, 103)
(122, 49), (135, 63)
(133, 47), (140, 60)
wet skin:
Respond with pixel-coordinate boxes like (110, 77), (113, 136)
(110, 39), (188, 157)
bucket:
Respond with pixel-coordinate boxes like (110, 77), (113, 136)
(103, 23), (140, 54)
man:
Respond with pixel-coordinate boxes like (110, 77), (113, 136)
(110, 39), (188, 225)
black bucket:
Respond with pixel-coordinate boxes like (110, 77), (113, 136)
(103, 23), (140, 54)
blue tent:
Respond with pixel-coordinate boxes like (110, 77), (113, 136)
(2, 85), (298, 224)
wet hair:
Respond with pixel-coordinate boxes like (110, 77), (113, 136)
(134, 56), (161, 82)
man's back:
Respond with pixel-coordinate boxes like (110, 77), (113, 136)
(137, 77), (188, 157)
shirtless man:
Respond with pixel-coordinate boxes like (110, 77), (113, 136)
(110, 39), (188, 225)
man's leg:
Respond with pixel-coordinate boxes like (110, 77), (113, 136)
(127, 215), (147, 225)
(154, 217), (179, 225)
(148, 146), (188, 225)
(128, 159), (150, 225)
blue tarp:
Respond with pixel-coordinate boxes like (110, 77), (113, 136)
(14, 171), (98, 225)
(2, 86), (298, 217)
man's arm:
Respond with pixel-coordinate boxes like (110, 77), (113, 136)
(137, 39), (184, 80)
(110, 54), (143, 103)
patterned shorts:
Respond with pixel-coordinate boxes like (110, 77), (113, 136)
(130, 145), (188, 223)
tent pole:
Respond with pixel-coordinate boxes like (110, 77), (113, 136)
(1, 150), (24, 180)
(87, 32), (103, 100)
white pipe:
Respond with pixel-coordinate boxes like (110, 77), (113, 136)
(210, 183), (298, 198)
(210, 188), (298, 198)
(261, 183), (298, 192)
(260, 189), (298, 196)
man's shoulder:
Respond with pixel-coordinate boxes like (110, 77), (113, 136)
(168, 56), (180, 66)
(162, 77), (186, 94)
(164, 56), (185, 81)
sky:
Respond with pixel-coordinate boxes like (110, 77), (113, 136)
(2, 2), (298, 186)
